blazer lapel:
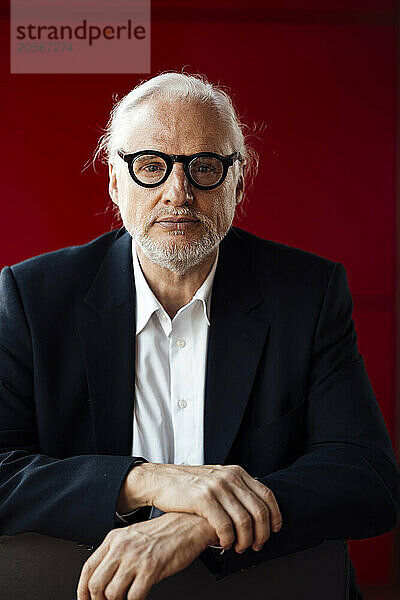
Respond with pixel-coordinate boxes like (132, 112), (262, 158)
(78, 230), (135, 456)
(204, 229), (271, 465)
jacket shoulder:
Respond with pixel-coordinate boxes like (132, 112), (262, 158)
(227, 227), (345, 307)
(3, 229), (127, 309)
(230, 226), (338, 273)
(6, 229), (122, 280)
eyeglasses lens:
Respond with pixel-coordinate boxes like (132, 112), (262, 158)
(132, 155), (168, 185)
(188, 156), (224, 187)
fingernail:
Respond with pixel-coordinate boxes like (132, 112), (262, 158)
(273, 523), (282, 532)
(253, 544), (263, 551)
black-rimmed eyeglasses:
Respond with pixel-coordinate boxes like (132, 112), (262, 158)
(117, 149), (242, 190)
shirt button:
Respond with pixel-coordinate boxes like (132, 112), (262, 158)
(161, 314), (168, 322)
(177, 399), (187, 409)
(176, 338), (186, 348)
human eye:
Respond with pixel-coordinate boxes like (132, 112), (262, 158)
(189, 156), (223, 186)
(196, 163), (216, 173)
(135, 157), (165, 172)
(133, 155), (167, 182)
(143, 162), (165, 173)
(192, 159), (217, 173)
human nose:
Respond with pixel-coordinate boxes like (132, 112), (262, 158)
(161, 162), (193, 206)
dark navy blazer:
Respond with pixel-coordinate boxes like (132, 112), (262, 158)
(0, 226), (399, 593)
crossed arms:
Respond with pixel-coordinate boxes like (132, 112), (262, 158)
(77, 462), (283, 600)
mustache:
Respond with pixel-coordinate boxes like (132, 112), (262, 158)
(144, 207), (213, 229)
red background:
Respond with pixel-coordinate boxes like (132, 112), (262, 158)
(1, 0), (399, 590)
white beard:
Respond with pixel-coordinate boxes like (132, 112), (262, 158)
(129, 205), (235, 275)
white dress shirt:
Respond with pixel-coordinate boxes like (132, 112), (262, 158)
(131, 239), (219, 466)
(117, 240), (226, 553)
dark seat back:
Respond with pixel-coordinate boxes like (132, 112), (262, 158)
(0, 533), (349, 599)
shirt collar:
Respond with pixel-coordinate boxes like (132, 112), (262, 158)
(132, 239), (219, 334)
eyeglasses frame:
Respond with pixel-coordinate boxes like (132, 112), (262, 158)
(117, 149), (242, 190)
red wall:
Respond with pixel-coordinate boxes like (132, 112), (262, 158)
(0, 0), (398, 587)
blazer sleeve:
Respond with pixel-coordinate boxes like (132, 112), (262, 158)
(214, 262), (400, 580)
(0, 265), (145, 547)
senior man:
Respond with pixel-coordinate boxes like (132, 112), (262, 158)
(0, 72), (399, 600)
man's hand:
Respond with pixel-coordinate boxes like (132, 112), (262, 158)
(120, 463), (282, 553)
(76, 512), (217, 600)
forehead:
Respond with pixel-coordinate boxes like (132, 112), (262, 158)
(119, 98), (233, 155)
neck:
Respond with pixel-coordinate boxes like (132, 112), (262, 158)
(135, 243), (218, 319)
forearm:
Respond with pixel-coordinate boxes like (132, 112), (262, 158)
(116, 461), (154, 513)
(117, 463), (220, 548)
(0, 450), (138, 547)
(186, 512), (220, 547)
(215, 444), (400, 580)
(155, 511), (219, 549)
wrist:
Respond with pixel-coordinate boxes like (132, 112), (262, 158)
(117, 462), (154, 513)
(192, 515), (219, 549)
(132, 462), (155, 506)
(165, 512), (218, 548)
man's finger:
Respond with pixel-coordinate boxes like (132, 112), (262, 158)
(245, 477), (283, 532)
(86, 552), (120, 600)
(214, 491), (254, 552)
(76, 540), (110, 600)
(199, 496), (236, 548)
(214, 469), (281, 551)
(228, 483), (271, 550)
(126, 573), (153, 600)
(104, 562), (138, 600)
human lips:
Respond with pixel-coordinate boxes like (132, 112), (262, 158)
(154, 216), (201, 231)
(155, 216), (199, 223)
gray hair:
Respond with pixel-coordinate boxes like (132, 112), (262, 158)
(92, 72), (258, 193)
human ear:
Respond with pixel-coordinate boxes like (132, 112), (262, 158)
(108, 162), (119, 205)
(235, 175), (244, 206)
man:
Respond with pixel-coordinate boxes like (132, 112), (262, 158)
(0, 72), (399, 600)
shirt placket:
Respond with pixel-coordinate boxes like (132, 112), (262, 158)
(170, 308), (194, 465)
